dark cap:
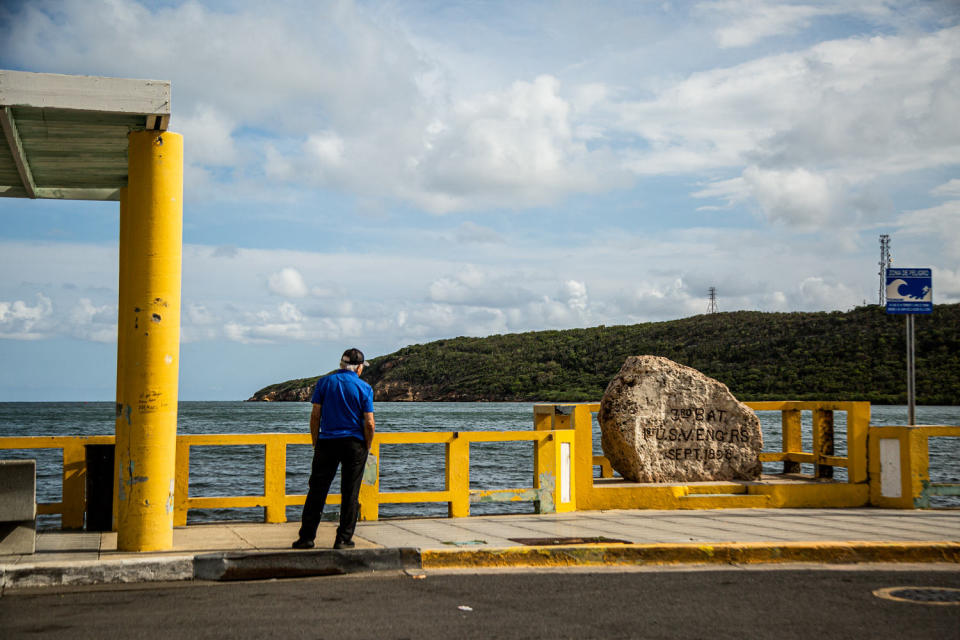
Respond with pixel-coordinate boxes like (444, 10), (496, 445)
(340, 348), (367, 367)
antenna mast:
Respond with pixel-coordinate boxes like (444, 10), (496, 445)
(707, 287), (718, 314)
(878, 234), (891, 306)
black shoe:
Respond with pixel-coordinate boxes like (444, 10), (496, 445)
(292, 539), (314, 549)
(333, 539), (355, 550)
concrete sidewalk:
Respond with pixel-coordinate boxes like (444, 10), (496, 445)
(2, 508), (959, 588)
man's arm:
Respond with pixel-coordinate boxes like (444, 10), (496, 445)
(363, 412), (375, 450)
(309, 403), (322, 447)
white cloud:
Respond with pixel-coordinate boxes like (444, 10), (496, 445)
(797, 276), (859, 310)
(0, 294), (54, 340)
(619, 26), (960, 175)
(696, 0), (841, 48)
(408, 75), (626, 212)
(896, 200), (960, 259)
(305, 132), (345, 168)
(428, 265), (532, 308)
(932, 179), (960, 198)
(268, 268), (309, 298)
(179, 104), (238, 166)
(563, 280), (588, 312)
(933, 267), (960, 303)
(68, 298), (116, 343)
(696, 166), (842, 228)
(278, 302), (304, 324)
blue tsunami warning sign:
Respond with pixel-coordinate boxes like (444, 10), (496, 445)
(886, 267), (932, 314)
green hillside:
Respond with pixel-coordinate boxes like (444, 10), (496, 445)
(249, 304), (960, 404)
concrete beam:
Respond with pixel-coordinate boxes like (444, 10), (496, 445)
(0, 185), (123, 200)
(0, 70), (170, 123)
(0, 106), (37, 197)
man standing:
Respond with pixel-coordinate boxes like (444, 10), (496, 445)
(293, 348), (375, 550)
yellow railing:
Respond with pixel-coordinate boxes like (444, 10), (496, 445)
(748, 401), (870, 484)
(0, 428), (575, 528)
(3, 401), (954, 527)
(177, 429), (575, 525)
(534, 401), (872, 510)
(868, 425), (960, 508)
(0, 435), (113, 529)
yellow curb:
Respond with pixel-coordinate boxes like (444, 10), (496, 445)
(420, 541), (960, 569)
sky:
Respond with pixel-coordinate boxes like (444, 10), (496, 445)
(0, 0), (958, 401)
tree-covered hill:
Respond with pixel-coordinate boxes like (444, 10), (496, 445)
(248, 304), (960, 405)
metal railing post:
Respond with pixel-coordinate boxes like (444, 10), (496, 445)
(359, 440), (380, 521)
(61, 442), (86, 529)
(814, 409), (835, 478)
(781, 409), (802, 474)
(263, 438), (287, 523)
(173, 440), (190, 526)
(446, 433), (470, 517)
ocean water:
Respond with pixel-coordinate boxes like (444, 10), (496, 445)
(1, 402), (958, 527)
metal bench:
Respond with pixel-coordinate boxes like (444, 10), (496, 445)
(0, 459), (37, 555)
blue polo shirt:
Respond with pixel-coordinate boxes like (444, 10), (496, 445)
(311, 369), (374, 441)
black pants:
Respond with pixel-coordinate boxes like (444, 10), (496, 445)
(298, 437), (369, 544)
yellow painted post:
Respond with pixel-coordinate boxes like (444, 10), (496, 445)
(61, 442), (86, 529)
(113, 187), (130, 532)
(813, 410), (834, 478)
(532, 405), (553, 491)
(905, 430), (930, 507)
(173, 439), (190, 526)
(116, 130), (183, 551)
(869, 426), (960, 508)
(446, 434), (470, 517)
(846, 403), (870, 483)
(359, 440), (380, 521)
(533, 433), (552, 513)
(570, 405), (595, 509)
(868, 427), (910, 508)
(532, 406), (553, 431)
(781, 409), (802, 474)
(264, 438), (286, 523)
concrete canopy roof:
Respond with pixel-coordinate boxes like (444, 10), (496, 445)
(0, 69), (171, 201)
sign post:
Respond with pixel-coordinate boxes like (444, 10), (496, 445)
(885, 268), (932, 425)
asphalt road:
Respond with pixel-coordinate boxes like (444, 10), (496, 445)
(2, 567), (959, 639)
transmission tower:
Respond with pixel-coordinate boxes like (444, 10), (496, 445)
(707, 287), (718, 314)
(878, 234), (891, 306)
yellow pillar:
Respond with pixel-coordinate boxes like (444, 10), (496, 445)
(116, 130), (183, 551)
(113, 187), (129, 531)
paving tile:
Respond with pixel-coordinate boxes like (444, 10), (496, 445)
(36, 531), (101, 553)
(99, 531), (117, 552)
(762, 517), (937, 540)
(21, 552), (102, 564)
(171, 525), (252, 552)
(229, 522), (323, 550)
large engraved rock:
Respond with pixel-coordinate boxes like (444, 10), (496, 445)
(599, 356), (763, 483)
